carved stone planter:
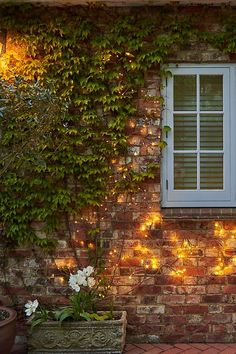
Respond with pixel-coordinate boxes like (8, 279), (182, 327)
(27, 311), (127, 354)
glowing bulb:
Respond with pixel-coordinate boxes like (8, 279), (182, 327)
(88, 242), (95, 249)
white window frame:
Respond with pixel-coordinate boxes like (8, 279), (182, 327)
(162, 64), (236, 208)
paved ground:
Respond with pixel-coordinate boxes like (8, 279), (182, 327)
(124, 343), (236, 354)
(11, 343), (236, 353)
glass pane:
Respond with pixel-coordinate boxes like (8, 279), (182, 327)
(200, 114), (223, 150)
(174, 75), (197, 111)
(200, 75), (223, 111)
(174, 114), (197, 150)
(174, 154), (197, 190)
(200, 154), (223, 189)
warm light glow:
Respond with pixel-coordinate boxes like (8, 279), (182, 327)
(140, 225), (146, 232)
(128, 120), (136, 128)
(88, 242), (95, 250)
(54, 276), (65, 285)
(117, 195), (125, 203)
(55, 258), (76, 270)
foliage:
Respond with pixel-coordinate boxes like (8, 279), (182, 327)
(0, 77), (69, 246)
(0, 4), (233, 247)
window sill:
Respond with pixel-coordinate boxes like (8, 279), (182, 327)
(161, 208), (236, 219)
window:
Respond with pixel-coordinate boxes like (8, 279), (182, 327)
(162, 64), (236, 207)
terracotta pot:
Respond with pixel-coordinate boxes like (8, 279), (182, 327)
(0, 306), (17, 354)
(27, 311), (127, 353)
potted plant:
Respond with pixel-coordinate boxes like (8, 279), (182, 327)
(26, 266), (127, 354)
(0, 306), (17, 354)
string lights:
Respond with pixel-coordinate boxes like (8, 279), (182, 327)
(213, 222), (236, 276)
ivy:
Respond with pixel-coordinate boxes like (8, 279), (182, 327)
(0, 4), (233, 247)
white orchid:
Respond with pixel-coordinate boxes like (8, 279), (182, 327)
(87, 276), (96, 288)
(83, 265), (94, 277)
(69, 274), (81, 292)
(69, 266), (96, 292)
(24, 299), (39, 317)
(77, 270), (87, 286)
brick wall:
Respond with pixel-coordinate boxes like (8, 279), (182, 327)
(1, 6), (236, 345)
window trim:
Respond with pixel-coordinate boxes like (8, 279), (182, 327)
(162, 64), (236, 208)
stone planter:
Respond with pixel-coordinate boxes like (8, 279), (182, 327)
(27, 311), (127, 354)
(0, 306), (17, 354)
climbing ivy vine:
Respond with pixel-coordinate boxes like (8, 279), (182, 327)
(0, 4), (234, 247)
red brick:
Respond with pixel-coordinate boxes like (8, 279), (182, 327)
(185, 267), (206, 277)
(227, 276), (236, 284)
(202, 295), (223, 303)
(191, 344), (212, 350)
(135, 344), (155, 351)
(204, 276), (227, 285)
(184, 305), (208, 314)
(220, 349), (236, 354)
(128, 315), (146, 325)
(205, 314), (231, 324)
(199, 350), (219, 354)
(143, 348), (163, 354)
(224, 285), (236, 294)
(190, 334), (207, 342)
(155, 275), (182, 285)
(177, 286), (205, 295)
(5, 287), (30, 296)
(206, 285), (222, 294)
(185, 325), (209, 333)
(160, 349), (182, 354)
(162, 286), (176, 294)
(224, 305), (236, 313)
(134, 285), (161, 295)
(165, 305), (184, 315)
(180, 349), (201, 354)
(223, 221), (236, 230)
(186, 295), (201, 304)
(125, 348), (144, 354)
(212, 324), (229, 334)
(163, 316), (187, 325)
(145, 315), (161, 323)
(174, 344), (194, 350)
(158, 295), (185, 304)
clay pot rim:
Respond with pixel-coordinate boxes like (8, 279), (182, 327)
(0, 306), (17, 328)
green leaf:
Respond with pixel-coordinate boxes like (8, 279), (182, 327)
(162, 125), (171, 133)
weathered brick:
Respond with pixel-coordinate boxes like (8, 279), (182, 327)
(188, 314), (204, 324)
(202, 295), (223, 303)
(185, 325), (209, 333)
(205, 314), (232, 324)
(163, 316), (187, 325)
(209, 304), (223, 314)
(177, 286), (205, 295)
(224, 305), (236, 313)
(183, 277), (197, 285)
(137, 305), (165, 314)
(158, 295), (185, 304)
(145, 314), (161, 323)
(207, 285), (222, 294)
(186, 295), (201, 304)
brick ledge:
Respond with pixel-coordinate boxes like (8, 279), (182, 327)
(161, 208), (236, 219)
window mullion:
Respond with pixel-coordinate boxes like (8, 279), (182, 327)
(197, 74), (200, 191)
